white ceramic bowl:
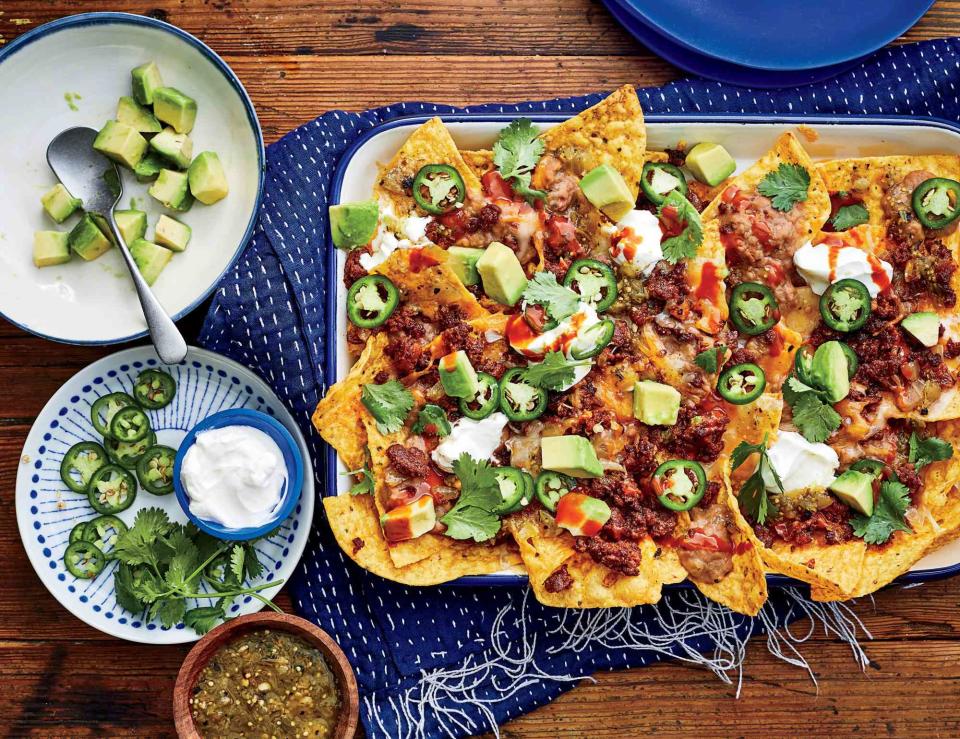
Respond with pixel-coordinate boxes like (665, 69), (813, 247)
(0, 12), (264, 344)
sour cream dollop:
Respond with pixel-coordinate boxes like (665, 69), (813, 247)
(181, 425), (287, 529)
(610, 209), (663, 275)
(431, 412), (509, 472)
(761, 430), (839, 493)
(506, 302), (600, 391)
(793, 241), (893, 298)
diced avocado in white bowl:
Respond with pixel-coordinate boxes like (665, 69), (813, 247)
(0, 13), (262, 345)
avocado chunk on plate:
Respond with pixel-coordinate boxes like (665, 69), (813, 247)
(438, 350), (480, 399)
(541, 435), (603, 478)
(829, 469), (875, 516)
(93, 120), (148, 170)
(149, 127), (193, 169)
(187, 151), (229, 204)
(685, 142), (737, 186)
(579, 164), (634, 222)
(329, 200), (379, 249)
(33, 231), (71, 268)
(154, 214), (191, 252)
(476, 241), (527, 306)
(114, 209), (148, 244)
(68, 213), (112, 261)
(633, 380), (681, 426)
(40, 183), (81, 223)
(447, 246), (484, 287)
(149, 169), (194, 212)
(901, 311), (940, 348)
(130, 238), (173, 285)
(116, 96), (161, 135)
(152, 87), (197, 134)
(131, 61), (164, 106)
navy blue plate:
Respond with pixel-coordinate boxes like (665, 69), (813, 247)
(603, 0), (864, 88)
(620, 0), (933, 71)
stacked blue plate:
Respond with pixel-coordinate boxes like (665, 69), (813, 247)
(603, 0), (935, 88)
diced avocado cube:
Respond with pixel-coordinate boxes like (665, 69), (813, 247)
(447, 246), (484, 287)
(149, 127), (193, 169)
(154, 214), (192, 252)
(541, 435), (603, 478)
(148, 169), (192, 210)
(130, 238), (173, 285)
(33, 231), (71, 268)
(685, 142), (736, 187)
(114, 209), (147, 244)
(68, 213), (112, 261)
(330, 200), (379, 249)
(811, 341), (850, 403)
(829, 469), (875, 516)
(901, 311), (940, 348)
(40, 183), (81, 223)
(633, 380), (681, 426)
(131, 61), (164, 105)
(92, 120), (148, 170)
(476, 241), (527, 306)
(134, 152), (166, 183)
(116, 96), (161, 135)
(152, 87), (197, 134)
(438, 350), (480, 399)
(89, 213), (118, 247)
(380, 495), (436, 542)
(579, 164), (634, 222)
(187, 151), (229, 204)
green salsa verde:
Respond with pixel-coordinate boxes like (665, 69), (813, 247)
(190, 629), (341, 738)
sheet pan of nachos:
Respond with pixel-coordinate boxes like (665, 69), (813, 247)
(315, 86), (960, 614)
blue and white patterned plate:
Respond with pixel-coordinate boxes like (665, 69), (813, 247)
(15, 345), (314, 644)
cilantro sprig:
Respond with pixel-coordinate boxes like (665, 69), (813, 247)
(908, 432), (954, 470)
(441, 454), (503, 542)
(658, 190), (703, 263)
(757, 163), (810, 212)
(343, 465), (374, 495)
(112, 508), (282, 634)
(782, 375), (842, 444)
(694, 345), (726, 374)
(521, 351), (590, 391)
(731, 434), (781, 525)
(361, 379), (414, 434)
(522, 271), (580, 323)
(851, 480), (911, 545)
(493, 118), (546, 203)
(412, 404), (452, 437)
(829, 203), (869, 231)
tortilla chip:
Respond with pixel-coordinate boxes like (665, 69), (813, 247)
(539, 85), (647, 200)
(460, 149), (494, 181)
(374, 117), (482, 213)
(373, 245), (487, 321)
(701, 132), (831, 234)
(689, 221), (729, 334)
(323, 495), (522, 585)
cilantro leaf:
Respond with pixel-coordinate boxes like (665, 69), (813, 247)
(113, 507), (172, 567)
(114, 564), (147, 614)
(658, 190), (703, 263)
(522, 271), (580, 323)
(150, 597), (186, 629)
(730, 436), (780, 525)
(164, 546), (200, 592)
(242, 544), (265, 580)
(790, 391), (842, 444)
(184, 606), (226, 636)
(229, 545), (245, 582)
(851, 480), (911, 545)
(441, 453), (503, 542)
(908, 432), (954, 470)
(693, 345), (725, 374)
(343, 465), (374, 495)
(412, 403), (452, 436)
(493, 118), (546, 204)
(361, 379), (414, 434)
(757, 163), (810, 212)
(441, 505), (502, 542)
(830, 203), (869, 231)
(520, 351), (590, 391)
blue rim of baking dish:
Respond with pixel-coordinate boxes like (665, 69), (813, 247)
(326, 111), (960, 588)
(0, 11), (265, 346)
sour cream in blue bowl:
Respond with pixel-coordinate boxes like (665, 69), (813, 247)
(174, 409), (304, 540)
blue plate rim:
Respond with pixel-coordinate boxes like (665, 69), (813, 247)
(616, 0), (935, 71)
(325, 110), (960, 590)
(0, 11), (266, 347)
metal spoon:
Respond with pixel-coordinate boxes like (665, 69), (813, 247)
(46, 127), (188, 364)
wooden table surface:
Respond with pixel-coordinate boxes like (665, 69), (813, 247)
(2, 1), (960, 736)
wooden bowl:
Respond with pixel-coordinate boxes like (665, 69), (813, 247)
(173, 612), (360, 739)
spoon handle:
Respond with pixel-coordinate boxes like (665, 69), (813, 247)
(104, 213), (188, 365)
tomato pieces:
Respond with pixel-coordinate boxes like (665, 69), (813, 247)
(482, 171), (516, 201)
(555, 493), (611, 537)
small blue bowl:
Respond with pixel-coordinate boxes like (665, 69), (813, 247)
(174, 409), (304, 541)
